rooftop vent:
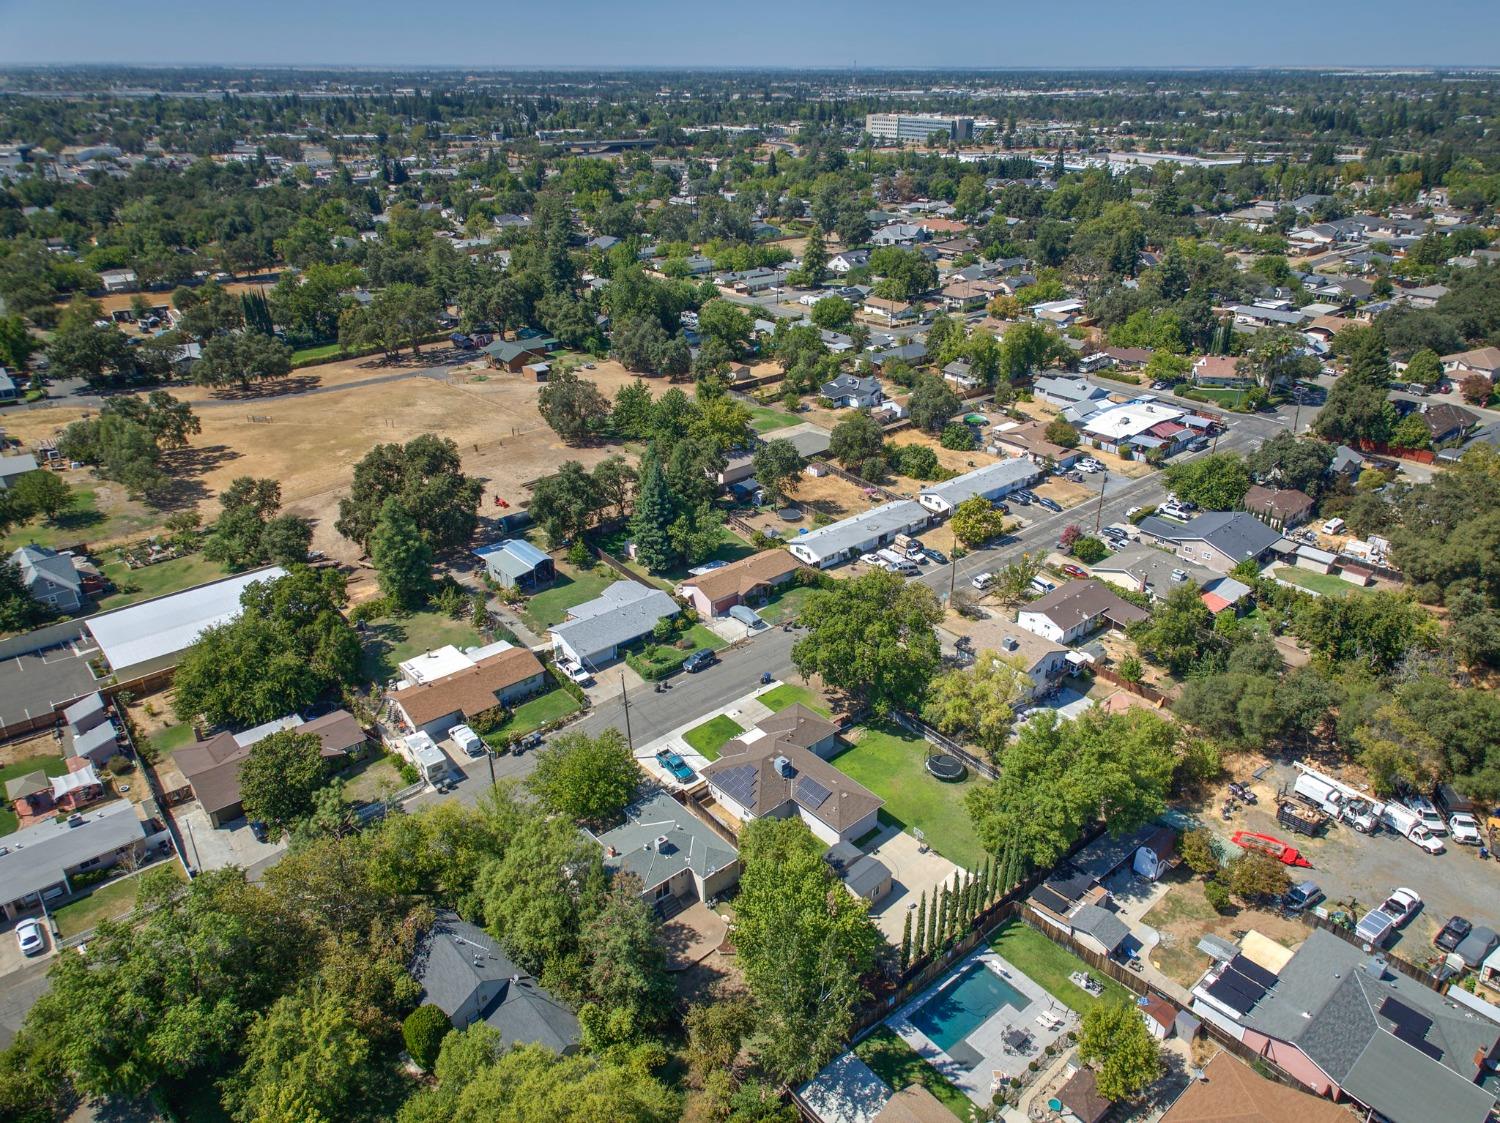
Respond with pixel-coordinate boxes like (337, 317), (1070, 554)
(1364, 955), (1389, 982)
(1001, 635), (1019, 651)
(773, 755), (795, 778)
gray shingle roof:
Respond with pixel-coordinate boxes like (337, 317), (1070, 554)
(550, 580), (679, 657)
(0, 800), (145, 905)
(595, 791), (738, 895)
(785, 499), (928, 563)
(1138, 511), (1280, 563)
(1069, 903), (1130, 952)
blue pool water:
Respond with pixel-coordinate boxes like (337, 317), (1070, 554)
(909, 962), (1027, 1052)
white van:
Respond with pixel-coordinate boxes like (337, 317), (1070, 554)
(1029, 576), (1056, 595)
(450, 724), (484, 757)
(1321, 517), (1346, 535)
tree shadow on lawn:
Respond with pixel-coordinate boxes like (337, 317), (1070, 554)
(357, 619), (410, 685)
(48, 506), (106, 533)
(206, 374), (322, 400)
(153, 444), (244, 510)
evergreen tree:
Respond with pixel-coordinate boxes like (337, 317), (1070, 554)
(925, 886), (939, 953)
(628, 454), (677, 573)
(801, 228), (829, 287)
(914, 892), (927, 962)
(369, 497), (432, 608)
(900, 910), (913, 970)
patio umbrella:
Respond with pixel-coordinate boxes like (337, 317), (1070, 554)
(1005, 1028), (1030, 1051)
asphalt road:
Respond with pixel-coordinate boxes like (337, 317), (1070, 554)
(0, 959), (50, 1049)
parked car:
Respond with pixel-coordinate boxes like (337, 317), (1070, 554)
(1150, 380), (1172, 391)
(450, 724), (484, 757)
(1010, 492), (1031, 506)
(1125, 506), (1144, 519)
(1187, 436), (1210, 452)
(15, 918), (44, 957)
(859, 552), (882, 565)
(1436, 915), (1474, 952)
(1036, 496), (1062, 513)
(684, 649), (718, 673)
(655, 748), (696, 784)
(1449, 812), (1483, 845)
(249, 820), (269, 843)
(992, 501), (1011, 515)
(1061, 564), (1088, 579)
(1355, 888), (1422, 947)
(924, 548), (949, 564)
(1282, 881), (1324, 913)
(971, 572), (995, 591)
(557, 658), (593, 685)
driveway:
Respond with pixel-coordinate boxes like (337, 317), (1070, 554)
(863, 824), (962, 945)
(173, 805), (286, 873)
(0, 958), (50, 1049)
(0, 915), (52, 979)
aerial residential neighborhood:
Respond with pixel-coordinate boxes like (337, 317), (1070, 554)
(0, 10), (1497, 1123)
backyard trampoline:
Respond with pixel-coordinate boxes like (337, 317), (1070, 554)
(926, 753), (968, 782)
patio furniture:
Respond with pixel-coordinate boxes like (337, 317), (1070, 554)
(1036, 1009), (1066, 1032)
(1068, 970), (1104, 996)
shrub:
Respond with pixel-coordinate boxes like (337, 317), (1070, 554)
(1072, 537), (1108, 564)
(1204, 879), (1232, 914)
(467, 704), (510, 736)
(567, 540), (593, 569)
(940, 421), (976, 451)
(402, 1004), (452, 1071)
(398, 760), (420, 785)
(349, 596), (394, 625)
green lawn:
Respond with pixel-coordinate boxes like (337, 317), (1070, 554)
(339, 751), (405, 803)
(0, 488), (104, 552)
(0, 752), (71, 836)
(1273, 565), (1368, 598)
(53, 863), (186, 938)
(830, 722), (988, 870)
(358, 609), (484, 685)
(595, 526), (757, 590)
(519, 565), (617, 630)
(1183, 386), (1249, 409)
(290, 341), (345, 365)
(683, 714), (744, 761)
(757, 682), (830, 717)
(682, 622), (727, 652)
(480, 689), (583, 746)
(758, 583), (816, 625)
(748, 406), (800, 433)
(853, 1026), (971, 1121)
(149, 722), (195, 755)
(95, 553), (228, 612)
(988, 919), (1133, 1016)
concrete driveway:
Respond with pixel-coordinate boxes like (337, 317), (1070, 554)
(0, 916), (51, 979)
(173, 805), (286, 873)
(864, 825), (962, 945)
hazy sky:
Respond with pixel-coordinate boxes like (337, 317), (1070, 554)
(3, 0), (1498, 69)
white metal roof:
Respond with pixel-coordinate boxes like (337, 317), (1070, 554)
(84, 566), (286, 673)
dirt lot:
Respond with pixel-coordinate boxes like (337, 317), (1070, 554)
(52, 281), (271, 323)
(1143, 867), (1309, 989)
(1033, 475), (1096, 510)
(6, 354), (650, 565)
(0, 730), (64, 770)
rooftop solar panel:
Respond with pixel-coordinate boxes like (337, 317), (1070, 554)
(1206, 973), (1260, 1015)
(1227, 953), (1279, 990)
(794, 776), (831, 810)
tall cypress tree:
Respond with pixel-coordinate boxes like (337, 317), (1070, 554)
(914, 892), (928, 962)
(926, 887), (940, 954)
(900, 910), (913, 970)
(938, 888), (952, 948)
(628, 452), (677, 573)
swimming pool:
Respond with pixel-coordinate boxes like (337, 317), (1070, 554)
(908, 961), (1027, 1053)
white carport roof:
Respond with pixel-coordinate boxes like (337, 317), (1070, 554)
(85, 566), (286, 673)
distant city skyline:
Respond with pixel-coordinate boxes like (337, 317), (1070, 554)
(3, 0), (1499, 69)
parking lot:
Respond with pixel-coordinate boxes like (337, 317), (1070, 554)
(1232, 762), (1500, 958)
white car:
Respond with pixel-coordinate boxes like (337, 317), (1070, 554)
(1449, 812), (1483, 845)
(15, 918), (45, 957)
(450, 724), (484, 757)
(1125, 506), (1143, 519)
(860, 553), (882, 566)
(971, 572), (995, 591)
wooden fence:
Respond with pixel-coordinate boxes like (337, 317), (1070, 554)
(889, 710), (999, 781)
(815, 459), (909, 504)
(1092, 665), (1169, 706)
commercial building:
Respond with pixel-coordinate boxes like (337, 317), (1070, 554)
(865, 114), (974, 144)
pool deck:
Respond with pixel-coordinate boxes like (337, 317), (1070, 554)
(887, 949), (1078, 1106)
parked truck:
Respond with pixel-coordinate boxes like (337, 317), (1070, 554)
(1380, 803), (1445, 854)
(1291, 763), (1382, 833)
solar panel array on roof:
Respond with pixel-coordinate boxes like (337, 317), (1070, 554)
(1227, 953), (1279, 990)
(715, 764), (758, 810)
(794, 776), (831, 811)
(1379, 996), (1442, 1059)
(1206, 955), (1274, 1016)
(1031, 885), (1072, 915)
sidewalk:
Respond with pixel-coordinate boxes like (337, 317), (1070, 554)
(633, 681), (782, 787)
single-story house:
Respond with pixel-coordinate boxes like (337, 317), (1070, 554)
(988, 420), (1083, 468)
(820, 374), (885, 410)
(10, 544), (84, 612)
(1080, 401), (1193, 456)
(1136, 512), (1281, 574)
(0, 799), (155, 918)
(1231, 304), (1310, 329)
(481, 338), (549, 372)
(410, 909), (579, 1054)
(1034, 375), (1108, 409)
(941, 359), (981, 390)
(594, 791), (740, 911)
(549, 580), (680, 669)
(1054, 1065), (1113, 1123)
(678, 550), (803, 618)
(938, 279), (989, 311)
(385, 647), (546, 741)
(99, 269), (138, 293)
(829, 249), (870, 274)
(63, 692), (109, 736)
(1412, 401), (1479, 444)
(1193, 354), (1244, 387)
(871, 1083), (958, 1123)
(917, 457), (1038, 516)
(862, 296), (918, 324)
(1242, 485), (1315, 530)
(1069, 902), (1133, 957)
(957, 620), (1070, 699)
(1032, 298), (1085, 326)
(68, 720), (122, 768)
(1099, 346), (1154, 370)
(0, 454), (40, 490)
(701, 707), (878, 845)
(1017, 579), (1149, 645)
(474, 538), (555, 590)
(785, 499), (930, 569)
(1091, 544), (1215, 602)
(1328, 444), (1367, 482)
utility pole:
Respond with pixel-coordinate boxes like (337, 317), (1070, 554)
(485, 746), (496, 788)
(948, 555), (957, 603)
(620, 672), (633, 750)
(1094, 470), (1108, 533)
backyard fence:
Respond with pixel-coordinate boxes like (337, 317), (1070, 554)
(1092, 665), (1168, 706)
(589, 543), (658, 590)
(890, 710), (999, 781)
(815, 459), (908, 504)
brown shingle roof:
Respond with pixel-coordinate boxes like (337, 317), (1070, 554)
(389, 647), (545, 727)
(702, 719), (878, 835)
(302, 710), (369, 757)
(1243, 485), (1314, 518)
(754, 703), (838, 750)
(682, 550), (803, 605)
(1056, 1067), (1113, 1123)
(1161, 1052), (1351, 1123)
(175, 731), (248, 816)
(1024, 579), (1149, 632)
(872, 1084), (956, 1123)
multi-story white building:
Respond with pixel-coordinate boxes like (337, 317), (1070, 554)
(864, 113), (974, 144)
